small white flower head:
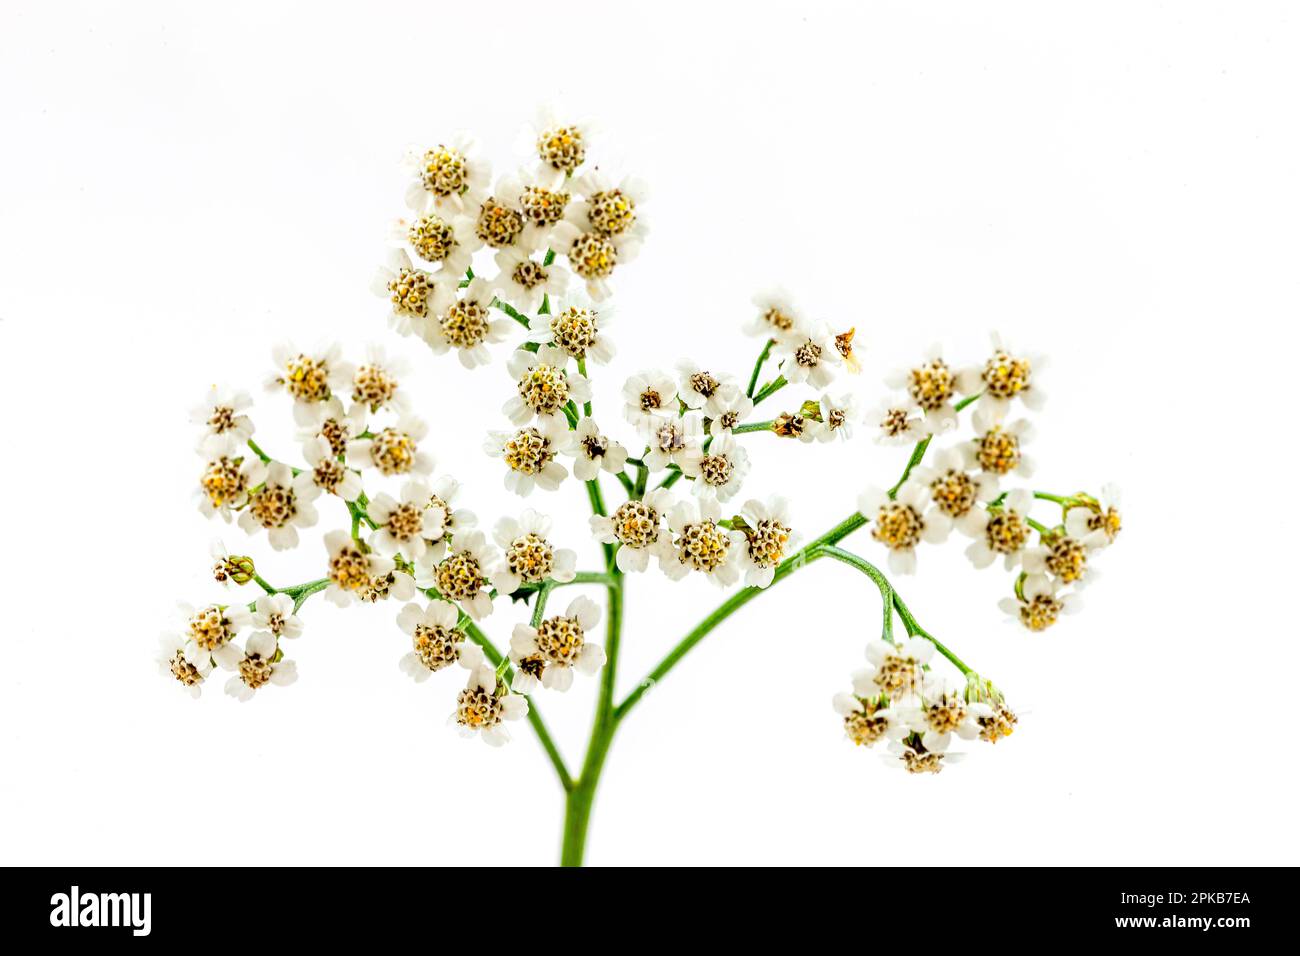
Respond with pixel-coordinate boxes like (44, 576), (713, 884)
(213, 630), (297, 702)
(772, 410), (816, 443)
(967, 417), (1036, 479)
(174, 602), (253, 669)
(737, 496), (798, 589)
(660, 496), (748, 587)
(356, 565), (417, 605)
(347, 415), (434, 478)
(572, 417), (629, 481)
(302, 436), (364, 502)
(812, 391), (859, 442)
(747, 288), (804, 342)
(854, 637), (934, 702)
(857, 482), (948, 575)
(420, 474), (477, 562)
(323, 529), (397, 607)
(402, 132), (491, 216)
(867, 399), (927, 447)
(368, 480), (446, 563)
(370, 248), (453, 337)
(622, 368), (679, 430)
(351, 343), (410, 414)
(884, 343), (959, 435)
(484, 415), (573, 496)
(998, 573), (1082, 632)
(251, 592), (303, 640)
(491, 245), (570, 314)
(910, 446), (1001, 538)
(680, 433), (750, 502)
(392, 211), (480, 275)
(523, 106), (597, 187)
(156, 632), (213, 698)
(1022, 531), (1102, 588)
(832, 693), (909, 747)
(454, 662), (529, 747)
(209, 539), (256, 588)
(1065, 483), (1123, 547)
(190, 385), (255, 458)
(529, 294), (617, 365)
(490, 509), (577, 595)
(266, 342), (354, 426)
(903, 677), (983, 754)
(429, 529), (497, 620)
(495, 165), (574, 237)
(590, 488), (675, 574)
(833, 327), (863, 374)
(509, 596), (605, 693)
(565, 169), (649, 247)
(197, 454), (267, 520)
(965, 488), (1035, 570)
(676, 359), (739, 418)
(473, 192), (544, 253)
(396, 599), (485, 682)
(549, 219), (637, 301)
(776, 325), (841, 389)
(883, 738), (962, 775)
(237, 461), (322, 551)
(956, 332), (1047, 423)
(711, 392), (754, 435)
(503, 345), (591, 426)
(643, 413), (704, 472)
(964, 680), (1019, 744)
(296, 396), (368, 460)
(422, 277), (514, 369)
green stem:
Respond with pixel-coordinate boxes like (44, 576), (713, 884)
(746, 339), (775, 397)
(732, 420), (774, 435)
(752, 375), (787, 406)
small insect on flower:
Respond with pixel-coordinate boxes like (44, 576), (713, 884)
(420, 530), (498, 621)
(490, 509), (577, 595)
(676, 359), (739, 419)
(590, 488), (676, 574)
(884, 343), (960, 436)
(323, 530), (399, 608)
(196, 455), (267, 521)
(402, 132), (491, 216)
(156, 633), (213, 698)
(964, 488), (1035, 570)
(737, 496), (797, 589)
(998, 573), (1082, 632)
(679, 433), (750, 503)
(453, 663), (529, 747)
(747, 288), (805, 342)
(909, 445), (1001, 538)
(213, 631), (298, 703)
(423, 277), (515, 370)
(368, 479), (446, 563)
(956, 331), (1047, 423)
(190, 385), (255, 458)
(503, 345), (591, 426)
(396, 598), (486, 682)
(776, 325), (841, 389)
(347, 415), (435, 477)
(485, 415), (573, 496)
(510, 595), (606, 693)
(265, 342), (355, 426)
(857, 483), (950, 575)
(571, 417), (629, 481)
(660, 497), (748, 588)
(370, 248), (453, 337)
(237, 461), (322, 551)
(252, 592), (303, 640)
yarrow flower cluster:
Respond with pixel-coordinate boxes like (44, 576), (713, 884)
(163, 111), (1125, 863)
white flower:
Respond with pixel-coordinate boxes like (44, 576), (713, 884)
(347, 415), (435, 477)
(909, 446), (1001, 538)
(901, 678), (984, 754)
(174, 601), (253, 668)
(420, 529), (497, 620)
(421, 277), (514, 369)
(521, 106), (597, 187)
(643, 413), (704, 472)
(490, 509), (577, 595)
(265, 341), (354, 426)
(590, 489), (675, 574)
(856, 482), (948, 575)
(884, 343), (960, 436)
(357, 565), (417, 605)
(156, 632), (212, 698)
(529, 293), (617, 364)
(998, 573), (1082, 631)
(622, 369), (679, 430)
(370, 248), (453, 337)
(237, 461), (321, 551)
(491, 245), (570, 314)
(351, 343), (410, 414)
(453, 662), (529, 746)
(966, 417), (1036, 479)
(495, 165), (575, 240)
(882, 739), (963, 774)
(421, 474), (477, 562)
(392, 211), (480, 275)
(571, 417), (628, 481)
(1022, 531), (1103, 589)
(964, 488), (1034, 570)
(710, 392), (754, 434)
(368, 480), (446, 563)
(680, 433), (750, 502)
(776, 326), (840, 389)
(853, 637), (934, 702)
(472, 192), (547, 254)
(402, 132), (491, 216)
(503, 345), (591, 426)
(832, 693), (910, 747)
(564, 169), (649, 248)
(955, 332), (1047, 423)
(209, 539), (254, 588)
(812, 391), (859, 442)
(737, 496), (797, 588)
(676, 359), (739, 418)
(867, 399), (927, 447)
(323, 529), (397, 607)
(302, 437), (364, 502)
(196, 454), (266, 520)
(747, 288), (805, 342)
(213, 631), (298, 702)
(251, 592), (303, 639)
(189, 385), (255, 458)
(549, 219), (638, 301)
(659, 496), (747, 587)
(396, 599), (486, 682)
(296, 397), (368, 459)
(509, 595), (605, 693)
(1065, 483), (1123, 547)
(832, 327), (863, 374)
(484, 415), (572, 496)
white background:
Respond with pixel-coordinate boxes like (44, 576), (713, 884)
(2, 1), (1297, 866)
